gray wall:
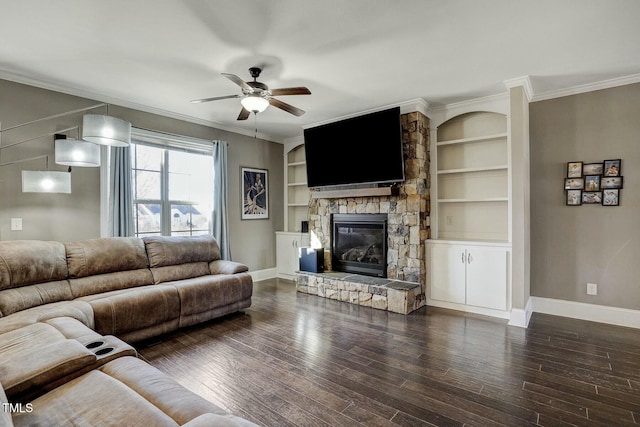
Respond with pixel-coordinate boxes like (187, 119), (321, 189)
(0, 79), (283, 271)
(530, 83), (640, 310)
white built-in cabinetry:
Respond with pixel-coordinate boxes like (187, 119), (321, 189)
(276, 232), (310, 279)
(285, 144), (309, 232)
(277, 142), (310, 280)
(427, 105), (512, 318)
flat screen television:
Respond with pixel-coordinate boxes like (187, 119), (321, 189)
(303, 106), (404, 188)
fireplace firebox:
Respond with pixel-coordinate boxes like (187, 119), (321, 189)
(331, 214), (387, 277)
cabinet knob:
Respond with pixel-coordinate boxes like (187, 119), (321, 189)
(461, 252), (466, 263)
(467, 253), (473, 264)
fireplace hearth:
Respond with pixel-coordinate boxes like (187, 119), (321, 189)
(331, 214), (387, 277)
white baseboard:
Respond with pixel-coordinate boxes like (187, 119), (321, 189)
(531, 297), (640, 329)
(508, 298), (533, 328)
(248, 268), (277, 282)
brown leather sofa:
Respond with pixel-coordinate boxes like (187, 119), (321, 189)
(0, 235), (257, 426)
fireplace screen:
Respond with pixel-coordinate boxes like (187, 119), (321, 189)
(332, 214), (387, 277)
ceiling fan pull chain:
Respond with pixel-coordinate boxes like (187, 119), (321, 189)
(254, 112), (258, 139)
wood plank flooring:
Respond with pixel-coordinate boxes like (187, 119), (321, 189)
(137, 279), (640, 426)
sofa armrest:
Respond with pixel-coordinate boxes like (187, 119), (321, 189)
(183, 413), (254, 427)
(209, 260), (249, 275)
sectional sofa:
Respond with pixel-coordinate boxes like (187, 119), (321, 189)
(0, 235), (257, 426)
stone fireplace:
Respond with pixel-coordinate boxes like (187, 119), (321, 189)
(307, 111), (431, 295)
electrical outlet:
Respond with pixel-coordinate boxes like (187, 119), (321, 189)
(10, 218), (22, 231)
(587, 283), (597, 295)
(446, 216), (453, 225)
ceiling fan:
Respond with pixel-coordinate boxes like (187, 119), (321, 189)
(190, 67), (311, 120)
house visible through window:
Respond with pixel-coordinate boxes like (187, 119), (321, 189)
(131, 140), (213, 237)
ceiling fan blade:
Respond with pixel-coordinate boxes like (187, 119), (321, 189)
(222, 73), (253, 93)
(190, 94), (240, 104)
(270, 87), (311, 96)
(268, 98), (305, 116)
(237, 107), (251, 121)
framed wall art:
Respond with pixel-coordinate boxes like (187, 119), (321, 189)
(564, 158), (624, 207)
(567, 161), (583, 178)
(241, 166), (269, 220)
(566, 190), (582, 206)
(603, 159), (621, 176)
(602, 189), (620, 206)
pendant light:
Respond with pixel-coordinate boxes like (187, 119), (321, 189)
(55, 134), (100, 167)
(82, 114), (131, 147)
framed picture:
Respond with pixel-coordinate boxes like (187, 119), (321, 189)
(564, 177), (584, 190)
(601, 176), (623, 189)
(566, 190), (582, 206)
(241, 167), (269, 220)
(567, 161), (583, 178)
(603, 159), (621, 176)
(582, 162), (603, 176)
(584, 175), (600, 191)
(602, 189), (620, 206)
(582, 191), (602, 204)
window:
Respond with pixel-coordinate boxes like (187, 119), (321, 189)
(131, 139), (213, 237)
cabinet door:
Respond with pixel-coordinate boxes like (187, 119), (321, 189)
(465, 246), (508, 310)
(429, 244), (466, 304)
(276, 233), (310, 278)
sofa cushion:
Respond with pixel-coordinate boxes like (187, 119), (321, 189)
(0, 240), (68, 290)
(12, 369), (180, 427)
(78, 285), (180, 337)
(143, 235), (221, 268)
(65, 237), (148, 278)
(0, 300), (94, 335)
(0, 280), (72, 317)
(161, 273), (253, 317)
(0, 323), (96, 400)
(68, 268), (154, 298)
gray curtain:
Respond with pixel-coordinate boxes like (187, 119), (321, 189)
(109, 146), (135, 237)
(211, 141), (231, 260)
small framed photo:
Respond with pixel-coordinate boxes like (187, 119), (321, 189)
(566, 190), (582, 206)
(582, 191), (602, 204)
(567, 161), (583, 178)
(584, 175), (600, 191)
(564, 178), (584, 190)
(603, 159), (621, 176)
(582, 162), (603, 176)
(241, 166), (269, 220)
(601, 176), (623, 189)
(602, 189), (620, 206)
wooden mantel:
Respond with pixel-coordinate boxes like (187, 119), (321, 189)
(309, 186), (400, 199)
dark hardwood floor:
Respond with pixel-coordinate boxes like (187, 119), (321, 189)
(138, 278), (640, 426)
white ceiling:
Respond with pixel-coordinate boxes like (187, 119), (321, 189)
(2, 0), (640, 143)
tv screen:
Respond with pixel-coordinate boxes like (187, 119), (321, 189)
(303, 107), (404, 188)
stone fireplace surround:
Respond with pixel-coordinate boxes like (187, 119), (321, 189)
(296, 111), (430, 314)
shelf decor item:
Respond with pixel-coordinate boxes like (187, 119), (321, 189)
(241, 166), (269, 220)
(603, 159), (621, 176)
(566, 189), (582, 206)
(567, 161), (583, 178)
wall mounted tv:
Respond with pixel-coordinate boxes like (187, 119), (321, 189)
(303, 106), (404, 188)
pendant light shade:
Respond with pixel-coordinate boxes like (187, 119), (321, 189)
(82, 114), (131, 147)
(55, 139), (100, 167)
(22, 170), (71, 193)
(240, 95), (269, 113)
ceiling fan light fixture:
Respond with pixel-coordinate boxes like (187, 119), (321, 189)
(240, 95), (269, 113)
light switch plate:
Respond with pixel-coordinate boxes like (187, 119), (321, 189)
(11, 218), (22, 231)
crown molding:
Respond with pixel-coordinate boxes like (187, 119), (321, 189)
(303, 98), (429, 130)
(531, 73), (640, 102)
(0, 70), (281, 143)
(504, 75), (534, 102)
(426, 92), (509, 127)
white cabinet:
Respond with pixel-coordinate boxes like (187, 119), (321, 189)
(276, 232), (310, 279)
(428, 241), (509, 312)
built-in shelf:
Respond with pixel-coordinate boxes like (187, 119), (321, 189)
(438, 197), (508, 203)
(288, 182), (307, 187)
(285, 144), (309, 232)
(437, 165), (508, 174)
(437, 132), (508, 146)
(310, 186), (399, 199)
(288, 161), (306, 167)
(288, 203), (309, 207)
